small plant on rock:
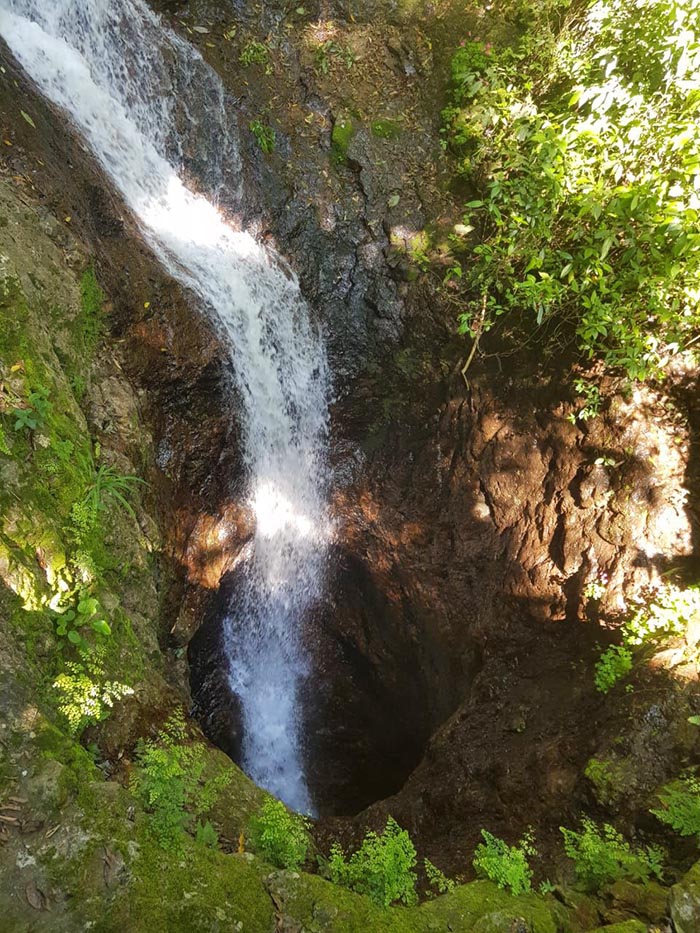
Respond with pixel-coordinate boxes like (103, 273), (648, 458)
(248, 798), (310, 870)
(83, 463), (145, 521)
(472, 828), (535, 895)
(12, 385), (51, 432)
(424, 857), (456, 895)
(132, 711), (231, 851)
(327, 816), (418, 907)
(594, 644), (633, 693)
(560, 818), (663, 891)
(651, 775), (700, 841)
(239, 40), (270, 71)
(249, 119), (276, 154)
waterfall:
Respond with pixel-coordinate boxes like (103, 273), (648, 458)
(0, 0), (331, 814)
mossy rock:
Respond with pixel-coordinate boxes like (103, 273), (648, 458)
(585, 756), (636, 810)
(670, 859), (700, 933)
(331, 114), (355, 163)
(588, 922), (647, 932)
(371, 118), (402, 139)
(603, 878), (668, 924)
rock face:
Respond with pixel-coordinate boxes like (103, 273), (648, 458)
(670, 861), (700, 933)
(2, 2), (700, 929)
(153, 0), (700, 873)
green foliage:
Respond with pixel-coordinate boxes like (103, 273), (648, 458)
(314, 39), (355, 74)
(594, 644), (633, 692)
(50, 592), (111, 652)
(53, 651), (133, 734)
(560, 818), (663, 890)
(472, 829), (535, 895)
(424, 857), (456, 895)
(248, 798), (311, 869)
(240, 40), (270, 71)
(249, 119), (276, 154)
(0, 423), (10, 455)
(195, 820), (219, 849)
(132, 711), (231, 852)
(327, 817), (418, 907)
(651, 776), (700, 840)
(12, 385), (51, 431)
(568, 378), (602, 423)
(624, 583), (700, 646)
(443, 0), (700, 380)
(82, 463), (145, 521)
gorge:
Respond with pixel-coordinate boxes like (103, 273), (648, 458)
(0, 0), (699, 930)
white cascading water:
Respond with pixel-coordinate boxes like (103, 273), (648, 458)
(0, 0), (331, 813)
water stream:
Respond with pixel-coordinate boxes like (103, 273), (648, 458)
(0, 0), (331, 813)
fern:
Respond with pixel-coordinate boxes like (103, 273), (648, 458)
(651, 776), (700, 840)
(327, 817), (417, 907)
(472, 829), (535, 895)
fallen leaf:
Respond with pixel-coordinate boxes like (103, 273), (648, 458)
(192, 25), (210, 34)
(387, 194), (400, 208)
(20, 110), (36, 129)
(25, 881), (47, 911)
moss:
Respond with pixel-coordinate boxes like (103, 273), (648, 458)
(331, 114), (355, 164)
(371, 118), (402, 139)
(588, 923), (647, 932)
(585, 756), (635, 809)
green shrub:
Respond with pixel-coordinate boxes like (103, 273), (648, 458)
(560, 818), (663, 891)
(53, 653), (133, 734)
(625, 584), (700, 646)
(594, 645), (633, 693)
(248, 798), (311, 869)
(472, 829), (535, 895)
(424, 857), (456, 895)
(195, 820), (219, 849)
(132, 711), (231, 851)
(651, 776), (700, 840)
(327, 817), (418, 907)
(443, 0), (700, 381)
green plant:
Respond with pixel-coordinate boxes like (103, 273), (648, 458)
(0, 423), (10, 454)
(568, 379), (602, 423)
(50, 592), (111, 651)
(53, 654), (133, 734)
(651, 776), (700, 840)
(443, 0), (700, 381)
(472, 829), (535, 895)
(12, 385), (51, 432)
(132, 711), (231, 851)
(239, 40), (270, 71)
(594, 644), (633, 692)
(560, 818), (663, 891)
(195, 820), (219, 849)
(249, 119), (276, 154)
(83, 463), (145, 521)
(314, 39), (355, 74)
(248, 798), (310, 869)
(327, 817), (418, 907)
(424, 857), (456, 895)
(624, 584), (700, 646)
